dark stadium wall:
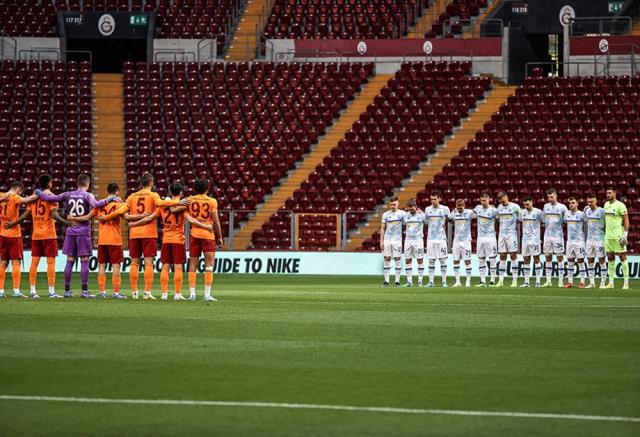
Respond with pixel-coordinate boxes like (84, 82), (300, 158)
(508, 29), (552, 84)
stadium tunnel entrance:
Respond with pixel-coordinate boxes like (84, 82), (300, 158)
(66, 39), (147, 73)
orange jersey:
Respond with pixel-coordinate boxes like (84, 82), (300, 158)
(107, 188), (180, 239)
(187, 194), (218, 240)
(28, 198), (58, 240)
(157, 205), (186, 244)
(94, 203), (123, 246)
(0, 193), (23, 238)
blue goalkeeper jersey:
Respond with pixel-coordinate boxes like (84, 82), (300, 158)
(584, 206), (605, 243)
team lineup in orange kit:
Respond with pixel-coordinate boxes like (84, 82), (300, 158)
(0, 172), (223, 301)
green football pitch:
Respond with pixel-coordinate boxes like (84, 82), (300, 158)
(0, 274), (639, 436)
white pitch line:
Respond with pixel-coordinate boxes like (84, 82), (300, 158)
(0, 395), (638, 423)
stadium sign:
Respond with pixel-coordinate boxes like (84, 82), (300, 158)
(59, 11), (152, 39)
(559, 5), (575, 26)
(20, 251), (640, 278)
(98, 14), (115, 36)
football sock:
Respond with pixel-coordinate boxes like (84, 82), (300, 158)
(498, 260), (506, 279)
(188, 272), (197, 295)
(174, 269), (183, 293)
(47, 258), (55, 291)
(465, 265), (472, 283)
(405, 266), (412, 284)
(29, 256), (40, 290)
(11, 260), (20, 291)
(566, 261), (574, 283)
(383, 260), (390, 283)
(160, 268), (169, 294)
(587, 262), (595, 282)
(0, 263), (6, 292)
(417, 265), (424, 283)
(534, 263), (542, 282)
(523, 264), (531, 283)
(454, 264), (460, 282)
(64, 259), (73, 292)
(97, 273), (107, 292)
(600, 261), (607, 283)
(579, 262), (586, 282)
(129, 263), (139, 292)
(545, 261), (552, 282)
(112, 275), (121, 294)
(489, 257), (498, 282)
(143, 263), (154, 292)
(608, 261), (616, 283)
(439, 258), (447, 282)
(478, 258), (486, 283)
(394, 260), (401, 283)
(511, 260), (518, 283)
(558, 262), (565, 283)
(622, 260), (629, 281)
(80, 260), (89, 292)
(428, 260), (436, 283)
(204, 268), (214, 297)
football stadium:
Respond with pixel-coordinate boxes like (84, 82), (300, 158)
(0, 0), (639, 435)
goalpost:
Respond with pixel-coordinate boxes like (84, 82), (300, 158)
(294, 213), (342, 251)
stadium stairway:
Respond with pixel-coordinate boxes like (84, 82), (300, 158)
(632, 18), (640, 35)
(232, 73), (395, 249)
(463, 0), (504, 38)
(407, 0), (450, 38)
(225, 0), (268, 60)
(345, 82), (516, 251)
(92, 74), (127, 237)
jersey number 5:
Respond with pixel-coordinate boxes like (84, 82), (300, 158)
(136, 197), (145, 213)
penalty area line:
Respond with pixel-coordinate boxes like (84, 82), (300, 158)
(0, 395), (638, 423)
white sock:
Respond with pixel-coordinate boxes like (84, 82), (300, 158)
(545, 261), (553, 282)
(511, 260), (518, 283)
(600, 262), (607, 283)
(587, 262), (595, 282)
(534, 263), (542, 282)
(579, 262), (586, 282)
(189, 287), (196, 297)
(454, 264), (460, 282)
(478, 258), (486, 283)
(204, 285), (211, 297)
(383, 260), (390, 283)
(439, 258), (447, 282)
(48, 285), (55, 294)
(13, 288), (20, 294)
(405, 266), (413, 284)
(394, 260), (401, 283)
(490, 257), (498, 282)
(30, 285), (36, 293)
(523, 265), (531, 283)
(417, 266), (424, 283)
(465, 266), (472, 283)
(429, 260), (436, 283)
(498, 260), (506, 279)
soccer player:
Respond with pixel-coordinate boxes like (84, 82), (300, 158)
(542, 188), (568, 287)
(0, 182), (38, 298)
(448, 199), (475, 287)
(37, 174), (117, 298)
(402, 198), (425, 287)
(519, 196), (544, 287)
(495, 192), (521, 287)
(564, 197), (587, 288)
(100, 173), (188, 299)
(473, 192), (498, 286)
(602, 187), (630, 289)
(380, 196), (406, 287)
(425, 191), (450, 287)
(186, 179), (223, 301)
(9, 174), (69, 298)
(584, 193), (607, 288)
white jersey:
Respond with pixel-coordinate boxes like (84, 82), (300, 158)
(425, 205), (450, 241)
(381, 209), (406, 242)
(521, 207), (544, 244)
(497, 202), (521, 237)
(543, 202), (568, 240)
(564, 210), (586, 243)
(473, 205), (497, 240)
(584, 206), (605, 243)
(449, 209), (475, 242)
(403, 211), (426, 241)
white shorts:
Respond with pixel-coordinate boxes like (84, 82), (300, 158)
(566, 241), (586, 259)
(404, 239), (424, 259)
(543, 238), (565, 255)
(427, 240), (448, 259)
(521, 241), (541, 257)
(476, 238), (497, 259)
(585, 241), (605, 259)
(452, 241), (472, 261)
(498, 234), (518, 253)
(382, 240), (402, 258)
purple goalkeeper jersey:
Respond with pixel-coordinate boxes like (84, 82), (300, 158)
(40, 189), (108, 237)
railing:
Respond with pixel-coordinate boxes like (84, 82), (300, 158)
(570, 16), (633, 36)
(18, 48), (61, 61)
(0, 33), (17, 60)
(441, 18), (504, 38)
(153, 49), (196, 63)
(196, 37), (218, 62)
(602, 43), (640, 76)
(525, 60), (608, 78)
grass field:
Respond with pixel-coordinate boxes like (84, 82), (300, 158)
(0, 273), (639, 436)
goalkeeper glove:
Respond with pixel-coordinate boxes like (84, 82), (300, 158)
(105, 195), (121, 204)
(34, 189), (42, 196)
(619, 231), (628, 247)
